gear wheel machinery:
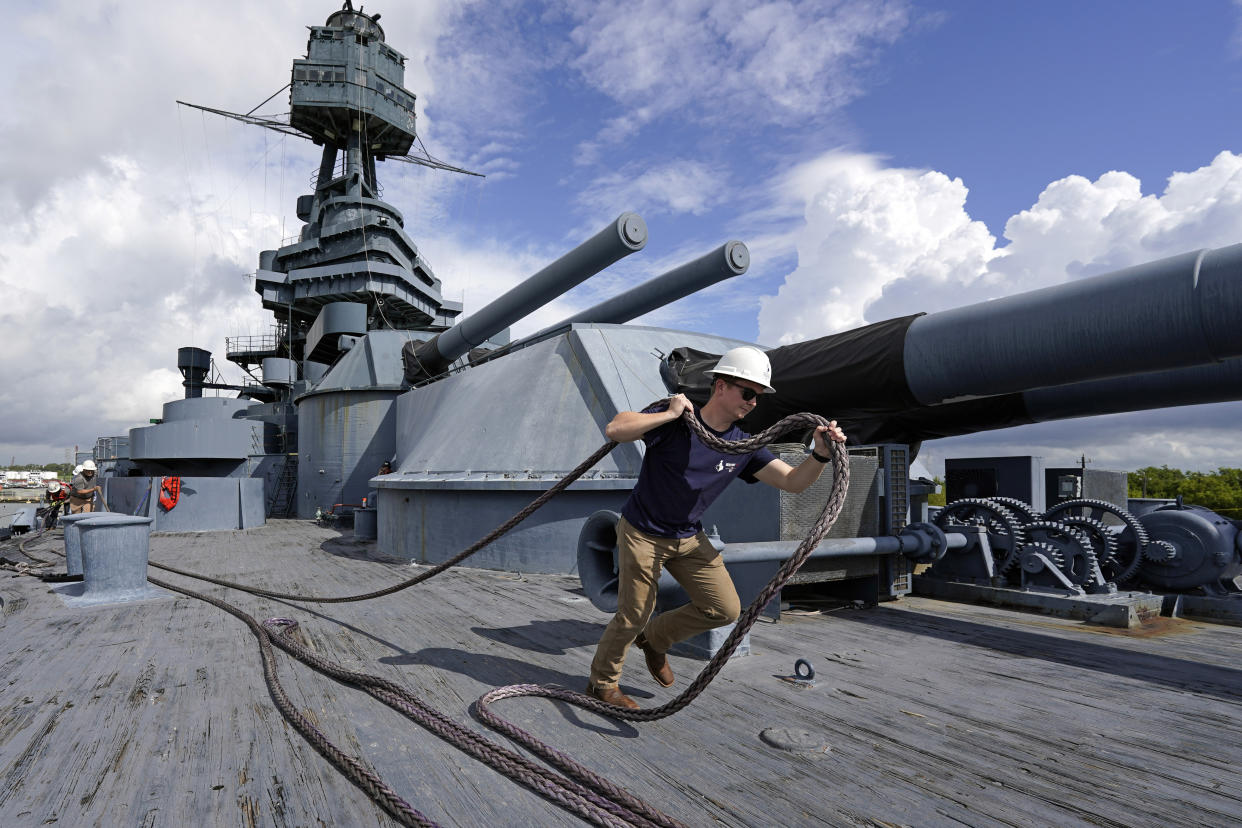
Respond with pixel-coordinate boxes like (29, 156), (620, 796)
(1057, 515), (1120, 583)
(986, 497), (1042, 524)
(934, 498), (1026, 575)
(1146, 540), (1179, 565)
(1020, 542), (1065, 574)
(1022, 520), (1104, 587)
(1043, 499), (1148, 584)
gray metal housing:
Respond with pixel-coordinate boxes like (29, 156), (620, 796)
(104, 477), (265, 531)
(129, 397), (266, 475)
(296, 330), (410, 517)
(375, 323), (759, 572)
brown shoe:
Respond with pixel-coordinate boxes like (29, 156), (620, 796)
(635, 634), (675, 687)
(585, 683), (640, 710)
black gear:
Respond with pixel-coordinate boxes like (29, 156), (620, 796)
(1043, 498), (1147, 583)
(1051, 517), (1110, 586)
(1023, 520), (1099, 585)
(934, 498), (1026, 573)
(1020, 542), (1065, 574)
(1145, 539), (1179, 565)
(986, 497), (1042, 524)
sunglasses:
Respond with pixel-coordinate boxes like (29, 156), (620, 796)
(722, 379), (760, 401)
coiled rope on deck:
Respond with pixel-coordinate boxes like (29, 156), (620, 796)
(0, 524), (58, 574)
(23, 409), (849, 827)
(173, 409), (844, 826)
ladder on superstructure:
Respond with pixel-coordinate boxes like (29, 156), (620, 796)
(268, 454), (298, 518)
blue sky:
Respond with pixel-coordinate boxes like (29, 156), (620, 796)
(1, 0), (1240, 478)
(853, 3), (1242, 235)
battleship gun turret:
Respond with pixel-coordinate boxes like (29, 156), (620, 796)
(401, 213), (649, 383)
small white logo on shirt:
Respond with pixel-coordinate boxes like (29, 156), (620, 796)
(715, 460), (737, 473)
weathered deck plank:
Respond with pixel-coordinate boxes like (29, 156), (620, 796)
(2, 522), (1241, 827)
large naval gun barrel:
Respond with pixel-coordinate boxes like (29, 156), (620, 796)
(738, 242), (1242, 442)
(403, 213), (647, 383)
(501, 240), (745, 355)
(547, 240), (749, 328)
(837, 355), (1242, 446)
(512, 240), (751, 349)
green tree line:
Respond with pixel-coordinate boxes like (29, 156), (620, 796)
(1129, 466), (1242, 516)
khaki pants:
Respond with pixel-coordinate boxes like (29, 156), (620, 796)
(69, 499), (94, 514)
(589, 516), (740, 688)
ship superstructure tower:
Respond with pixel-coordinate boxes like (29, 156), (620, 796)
(126, 2), (486, 520)
(231, 2), (472, 381)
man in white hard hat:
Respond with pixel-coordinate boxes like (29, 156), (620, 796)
(585, 345), (846, 709)
(43, 479), (70, 528)
(68, 460), (101, 514)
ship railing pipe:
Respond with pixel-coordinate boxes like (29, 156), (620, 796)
(903, 242), (1242, 405)
(413, 213), (647, 377)
(578, 511), (959, 614)
(720, 530), (967, 564)
(516, 241), (750, 346)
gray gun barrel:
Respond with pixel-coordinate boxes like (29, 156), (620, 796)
(746, 241), (1242, 441)
(904, 243), (1242, 405)
(838, 355), (1242, 446)
(1022, 355), (1242, 422)
(409, 213), (647, 379)
(517, 240), (749, 346)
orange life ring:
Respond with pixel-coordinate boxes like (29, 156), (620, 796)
(159, 476), (181, 511)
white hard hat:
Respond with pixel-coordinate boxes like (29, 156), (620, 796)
(47, 480), (62, 493)
(705, 346), (775, 393)
(73, 465), (83, 475)
(81, 460), (97, 471)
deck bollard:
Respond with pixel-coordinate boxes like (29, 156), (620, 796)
(354, 507), (377, 540)
(78, 515), (155, 601)
(59, 511), (119, 576)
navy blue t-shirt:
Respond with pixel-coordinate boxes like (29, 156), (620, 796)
(621, 403), (777, 539)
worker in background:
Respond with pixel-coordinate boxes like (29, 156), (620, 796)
(43, 479), (70, 528)
(68, 460), (101, 514)
(365, 460), (394, 510)
(585, 346), (846, 709)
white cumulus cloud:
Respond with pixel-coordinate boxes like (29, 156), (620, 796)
(565, 0), (911, 143)
(577, 160), (730, 218)
(757, 149), (1242, 474)
(758, 152), (997, 342)
(760, 149), (1242, 345)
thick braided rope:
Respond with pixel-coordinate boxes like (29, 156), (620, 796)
(260, 617), (682, 828)
(0, 530), (57, 574)
(16, 531), (54, 565)
(145, 575), (435, 827)
(147, 439), (619, 602)
(90, 407), (844, 825)
(475, 409), (848, 732)
(7, 543), (445, 827)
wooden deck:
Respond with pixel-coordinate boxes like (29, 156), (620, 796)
(2, 521), (1241, 827)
